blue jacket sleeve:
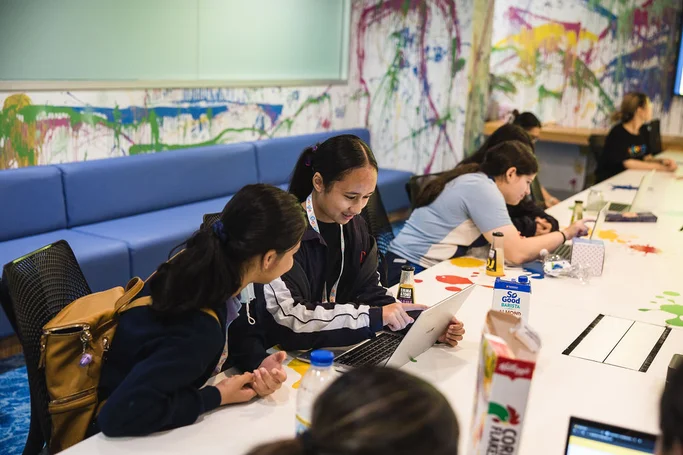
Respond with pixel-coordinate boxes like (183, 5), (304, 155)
(97, 324), (223, 437)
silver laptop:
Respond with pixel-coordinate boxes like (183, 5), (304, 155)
(608, 170), (655, 213)
(296, 285), (475, 372)
(553, 207), (605, 260)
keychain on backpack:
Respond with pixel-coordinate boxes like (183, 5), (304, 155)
(79, 329), (93, 367)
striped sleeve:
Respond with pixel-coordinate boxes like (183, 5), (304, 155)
(263, 277), (383, 349)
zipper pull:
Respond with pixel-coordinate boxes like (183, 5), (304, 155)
(79, 330), (93, 367)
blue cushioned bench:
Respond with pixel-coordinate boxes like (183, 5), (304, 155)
(0, 166), (130, 336)
(0, 128), (413, 339)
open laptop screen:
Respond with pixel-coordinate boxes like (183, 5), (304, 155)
(565, 417), (656, 454)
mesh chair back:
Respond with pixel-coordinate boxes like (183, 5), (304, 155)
(2, 240), (92, 454)
(361, 188), (394, 257)
(405, 172), (448, 211)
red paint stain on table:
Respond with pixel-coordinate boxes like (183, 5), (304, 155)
(629, 244), (661, 255)
(414, 278), (423, 283)
(445, 286), (462, 291)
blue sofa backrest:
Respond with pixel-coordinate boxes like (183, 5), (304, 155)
(0, 166), (67, 241)
(254, 128), (371, 185)
(58, 143), (258, 227)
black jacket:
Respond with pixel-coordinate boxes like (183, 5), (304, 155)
(229, 216), (395, 371)
(95, 304), (226, 437)
(509, 198), (559, 237)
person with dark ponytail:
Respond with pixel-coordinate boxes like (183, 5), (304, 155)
(229, 135), (465, 373)
(245, 366), (460, 455)
(457, 124), (560, 240)
(386, 141), (589, 284)
(596, 92), (677, 182)
(94, 184), (307, 437)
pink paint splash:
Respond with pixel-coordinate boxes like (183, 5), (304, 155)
(629, 244), (661, 255)
(321, 118), (331, 129)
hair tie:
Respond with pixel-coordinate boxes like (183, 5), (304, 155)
(304, 156), (312, 167)
(211, 220), (227, 243)
(312, 144), (318, 152)
(297, 431), (317, 455)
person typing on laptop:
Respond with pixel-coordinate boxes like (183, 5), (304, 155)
(386, 141), (589, 286)
(229, 135), (465, 373)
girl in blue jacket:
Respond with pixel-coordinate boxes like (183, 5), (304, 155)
(95, 184), (306, 437)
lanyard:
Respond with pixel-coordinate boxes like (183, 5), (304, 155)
(305, 193), (344, 303)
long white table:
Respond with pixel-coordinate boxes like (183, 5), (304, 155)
(64, 161), (683, 455)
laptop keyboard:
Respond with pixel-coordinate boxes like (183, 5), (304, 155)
(554, 243), (572, 260)
(608, 202), (629, 212)
(334, 332), (403, 367)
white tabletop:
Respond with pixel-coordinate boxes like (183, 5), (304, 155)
(64, 163), (683, 455)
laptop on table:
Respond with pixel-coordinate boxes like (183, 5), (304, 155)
(565, 417), (656, 454)
(296, 285), (475, 372)
(553, 207), (605, 261)
(608, 170), (655, 213)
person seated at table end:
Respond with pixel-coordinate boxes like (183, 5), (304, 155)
(596, 92), (677, 183)
(658, 364), (683, 455)
(245, 366), (460, 455)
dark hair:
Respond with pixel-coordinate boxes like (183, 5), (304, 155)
(149, 184), (306, 315)
(288, 134), (378, 202)
(459, 123), (534, 166)
(511, 110), (542, 130)
(416, 140), (538, 208)
(612, 92), (649, 123)
(660, 364), (683, 452)
(246, 366), (459, 455)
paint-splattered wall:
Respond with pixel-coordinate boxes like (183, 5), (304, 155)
(489, 0), (683, 135)
(0, 0), (473, 174)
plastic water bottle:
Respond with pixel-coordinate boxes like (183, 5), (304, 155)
(295, 350), (337, 434)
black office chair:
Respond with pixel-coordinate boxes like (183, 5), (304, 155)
(404, 172), (448, 211)
(588, 134), (607, 184)
(2, 240), (92, 455)
(642, 119), (662, 156)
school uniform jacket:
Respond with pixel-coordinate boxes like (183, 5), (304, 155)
(228, 216), (396, 372)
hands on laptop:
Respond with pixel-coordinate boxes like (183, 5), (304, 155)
(382, 302), (428, 331)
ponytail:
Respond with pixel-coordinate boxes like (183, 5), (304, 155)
(510, 110), (541, 130)
(288, 134), (378, 202)
(417, 140), (537, 208)
(150, 184), (306, 316)
(288, 145), (317, 202)
(245, 439), (304, 455)
(415, 163), (480, 208)
(613, 92), (649, 124)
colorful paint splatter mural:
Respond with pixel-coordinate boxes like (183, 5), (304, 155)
(0, 0), (474, 174)
(489, 0), (683, 134)
(354, 0), (472, 172)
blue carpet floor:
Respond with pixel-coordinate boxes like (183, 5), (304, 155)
(0, 355), (29, 455)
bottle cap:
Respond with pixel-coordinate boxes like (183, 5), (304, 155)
(310, 350), (334, 367)
(517, 275), (529, 284)
(575, 200), (583, 204)
(493, 232), (504, 237)
(401, 265), (415, 272)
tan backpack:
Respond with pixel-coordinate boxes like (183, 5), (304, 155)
(38, 276), (217, 452)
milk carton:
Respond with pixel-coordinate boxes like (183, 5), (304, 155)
(468, 311), (541, 455)
(491, 276), (531, 324)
